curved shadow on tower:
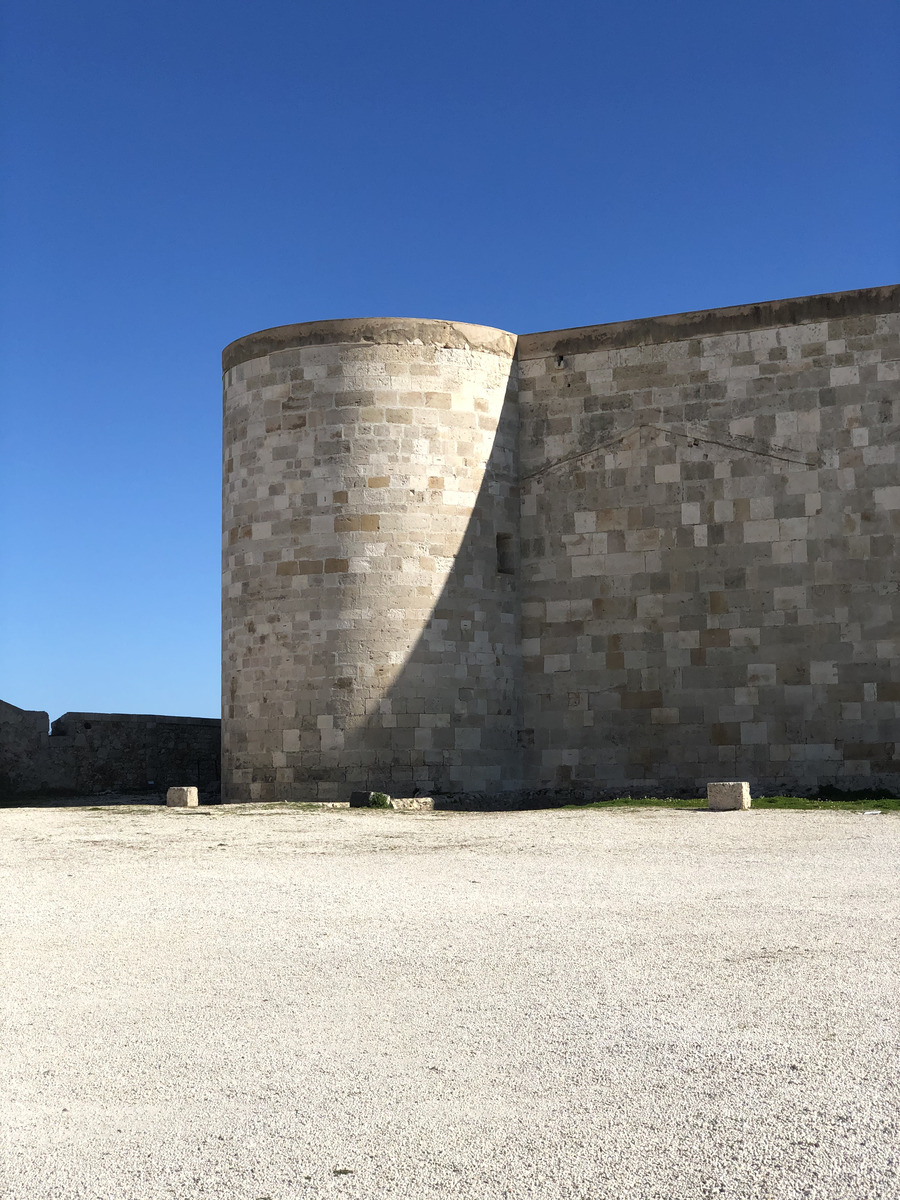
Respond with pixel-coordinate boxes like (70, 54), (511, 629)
(341, 381), (524, 801)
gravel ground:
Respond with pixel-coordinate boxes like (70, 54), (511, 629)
(1, 802), (898, 1200)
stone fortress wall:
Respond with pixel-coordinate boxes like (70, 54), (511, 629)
(223, 286), (899, 802)
(516, 289), (899, 796)
(0, 699), (220, 799)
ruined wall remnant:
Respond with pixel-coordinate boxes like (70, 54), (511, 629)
(221, 286), (898, 800)
(0, 700), (66, 797)
(0, 699), (220, 799)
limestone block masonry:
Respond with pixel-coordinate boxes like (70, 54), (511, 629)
(222, 287), (900, 802)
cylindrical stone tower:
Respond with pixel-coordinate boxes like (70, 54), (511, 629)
(222, 319), (520, 803)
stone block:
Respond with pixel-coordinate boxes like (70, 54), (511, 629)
(167, 786), (199, 807)
(707, 781), (751, 810)
(390, 796), (435, 811)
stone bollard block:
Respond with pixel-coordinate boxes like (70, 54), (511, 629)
(167, 786), (199, 807)
(707, 781), (751, 810)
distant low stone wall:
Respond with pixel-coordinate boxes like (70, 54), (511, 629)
(0, 699), (220, 800)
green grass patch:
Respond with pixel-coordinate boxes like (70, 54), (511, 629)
(755, 795), (900, 811)
(564, 795), (900, 812)
(562, 796), (701, 810)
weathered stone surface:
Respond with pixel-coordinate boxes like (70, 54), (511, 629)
(707, 781), (752, 810)
(166, 786), (199, 807)
(390, 796), (435, 811)
(516, 287), (900, 799)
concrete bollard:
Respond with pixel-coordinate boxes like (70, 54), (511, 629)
(707, 781), (751, 810)
(166, 786), (199, 807)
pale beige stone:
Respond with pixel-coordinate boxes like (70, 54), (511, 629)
(707, 782), (751, 811)
(166, 786), (199, 807)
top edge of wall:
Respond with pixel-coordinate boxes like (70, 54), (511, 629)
(222, 286), (899, 374)
(516, 285), (900, 360)
(222, 318), (517, 374)
(52, 713), (221, 725)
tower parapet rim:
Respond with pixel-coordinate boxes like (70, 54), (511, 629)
(222, 317), (517, 374)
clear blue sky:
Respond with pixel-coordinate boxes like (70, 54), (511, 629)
(1, 0), (897, 721)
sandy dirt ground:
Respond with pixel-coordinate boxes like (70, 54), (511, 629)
(1, 802), (898, 1200)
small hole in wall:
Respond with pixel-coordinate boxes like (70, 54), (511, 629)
(496, 533), (515, 575)
(556, 355), (565, 368)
